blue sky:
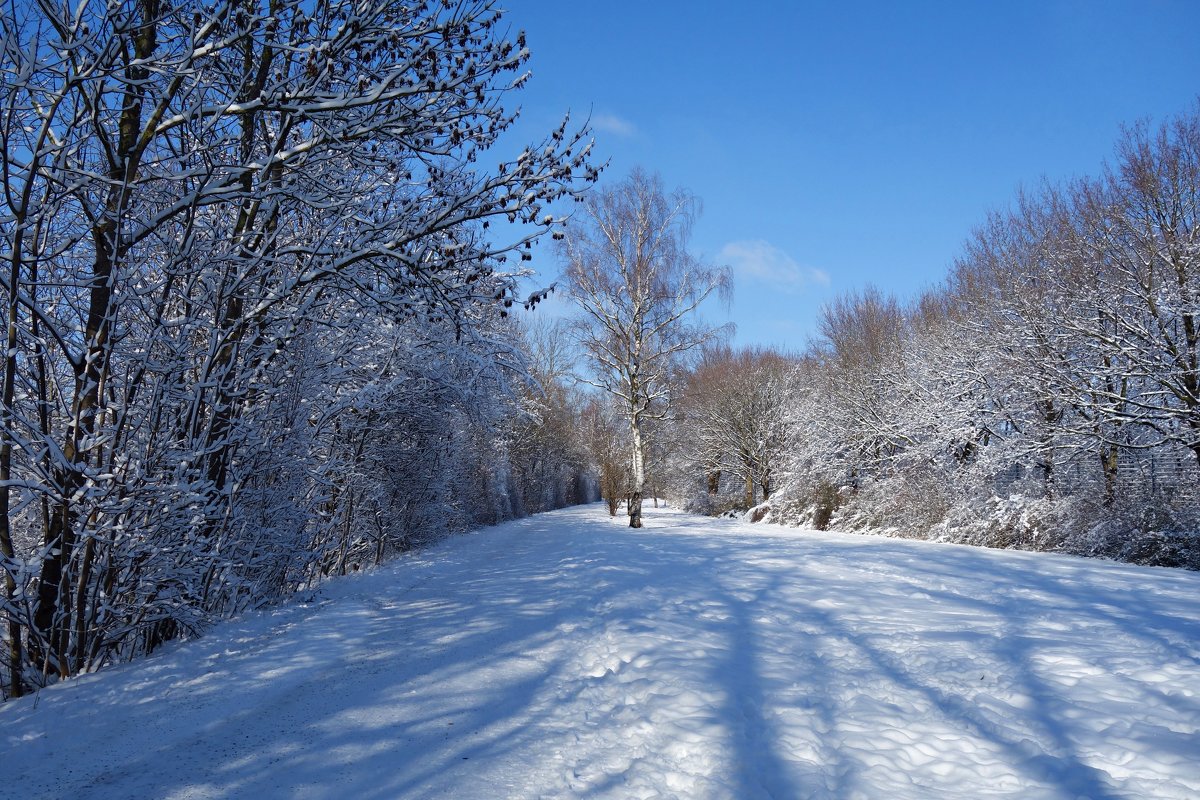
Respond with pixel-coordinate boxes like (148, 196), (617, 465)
(504, 0), (1200, 350)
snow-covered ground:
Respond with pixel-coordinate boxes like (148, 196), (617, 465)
(3, 505), (1199, 800)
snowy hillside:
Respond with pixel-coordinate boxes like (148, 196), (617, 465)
(3, 505), (1198, 799)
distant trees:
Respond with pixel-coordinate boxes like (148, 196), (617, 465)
(506, 319), (597, 515)
(630, 102), (1199, 570)
(671, 345), (795, 512)
(580, 399), (629, 516)
(0, 0), (599, 699)
(560, 170), (730, 527)
(760, 102), (1200, 567)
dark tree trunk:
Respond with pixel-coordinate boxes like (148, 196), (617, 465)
(1101, 444), (1120, 507)
(628, 490), (643, 528)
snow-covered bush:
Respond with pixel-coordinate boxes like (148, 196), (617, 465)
(761, 105), (1200, 573)
(0, 0), (600, 699)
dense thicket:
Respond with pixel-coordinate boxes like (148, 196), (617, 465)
(663, 344), (794, 516)
(661, 104), (1200, 569)
(0, 0), (598, 698)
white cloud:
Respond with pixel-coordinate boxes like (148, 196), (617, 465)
(717, 239), (830, 293)
(590, 112), (636, 137)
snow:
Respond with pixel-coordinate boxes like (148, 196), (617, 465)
(3, 504), (1199, 799)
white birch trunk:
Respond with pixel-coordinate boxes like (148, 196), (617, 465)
(628, 416), (646, 528)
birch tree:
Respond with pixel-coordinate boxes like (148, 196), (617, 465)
(560, 169), (729, 527)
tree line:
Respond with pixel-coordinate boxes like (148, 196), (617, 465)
(0, 0), (599, 700)
(570, 103), (1200, 573)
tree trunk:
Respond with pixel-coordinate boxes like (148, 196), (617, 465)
(628, 418), (645, 528)
(1100, 444), (1119, 507)
(603, 467), (620, 516)
(31, 0), (162, 677)
(1, 202), (25, 698)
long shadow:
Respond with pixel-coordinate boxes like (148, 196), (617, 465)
(1, 511), (647, 798)
(705, 572), (825, 799)
(800, 600), (1127, 799)
(839, 537), (1200, 657)
(650, 516), (1199, 798)
(4, 505), (1198, 799)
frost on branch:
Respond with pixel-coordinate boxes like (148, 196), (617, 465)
(0, 0), (599, 698)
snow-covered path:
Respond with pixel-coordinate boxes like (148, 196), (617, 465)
(4, 505), (1199, 799)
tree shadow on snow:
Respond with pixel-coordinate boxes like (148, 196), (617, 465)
(4, 505), (1198, 800)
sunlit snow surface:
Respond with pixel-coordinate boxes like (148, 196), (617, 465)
(3, 505), (1199, 799)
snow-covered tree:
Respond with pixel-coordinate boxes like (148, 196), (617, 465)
(505, 318), (597, 515)
(0, 0), (599, 698)
(771, 103), (1200, 567)
(559, 169), (730, 527)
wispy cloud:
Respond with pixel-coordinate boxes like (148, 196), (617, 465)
(590, 112), (636, 137)
(717, 239), (830, 293)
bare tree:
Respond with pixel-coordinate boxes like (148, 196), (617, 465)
(580, 398), (629, 516)
(769, 103), (1200, 567)
(680, 345), (795, 510)
(560, 169), (729, 527)
(506, 318), (595, 514)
